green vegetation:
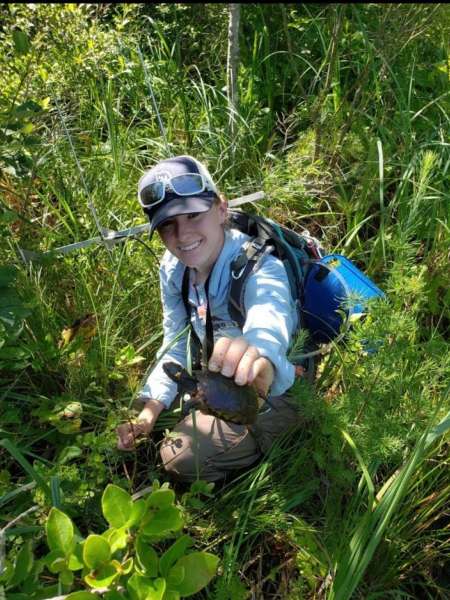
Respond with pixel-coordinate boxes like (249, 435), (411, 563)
(3, 480), (218, 598)
(1, 4), (449, 598)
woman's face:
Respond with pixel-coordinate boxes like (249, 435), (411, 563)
(157, 200), (228, 278)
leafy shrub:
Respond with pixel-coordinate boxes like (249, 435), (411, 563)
(1, 481), (219, 599)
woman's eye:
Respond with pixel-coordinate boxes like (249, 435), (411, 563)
(188, 213), (201, 220)
(158, 220), (174, 233)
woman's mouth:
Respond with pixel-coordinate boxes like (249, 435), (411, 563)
(178, 240), (202, 252)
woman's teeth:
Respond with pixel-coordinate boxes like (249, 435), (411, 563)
(179, 240), (201, 252)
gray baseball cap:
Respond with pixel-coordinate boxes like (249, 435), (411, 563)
(138, 155), (219, 235)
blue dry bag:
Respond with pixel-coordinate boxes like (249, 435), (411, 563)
(302, 254), (385, 344)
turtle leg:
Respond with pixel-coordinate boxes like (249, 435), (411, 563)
(181, 397), (201, 418)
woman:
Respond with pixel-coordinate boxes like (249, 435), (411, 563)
(117, 155), (301, 482)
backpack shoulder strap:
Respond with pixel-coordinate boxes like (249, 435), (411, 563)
(228, 221), (276, 328)
(229, 240), (266, 328)
(228, 212), (317, 330)
(181, 267), (203, 369)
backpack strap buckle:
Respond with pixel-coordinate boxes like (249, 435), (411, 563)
(250, 238), (265, 251)
(231, 237), (267, 280)
(231, 247), (249, 280)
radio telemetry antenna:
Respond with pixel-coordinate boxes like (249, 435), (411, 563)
(18, 45), (264, 264)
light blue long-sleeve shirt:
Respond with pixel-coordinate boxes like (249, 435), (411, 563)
(140, 228), (298, 408)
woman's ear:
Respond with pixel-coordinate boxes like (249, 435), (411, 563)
(218, 193), (228, 223)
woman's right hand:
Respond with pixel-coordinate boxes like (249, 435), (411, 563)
(116, 419), (153, 451)
(116, 398), (165, 452)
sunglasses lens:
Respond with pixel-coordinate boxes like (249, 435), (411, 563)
(171, 173), (204, 196)
(140, 182), (164, 207)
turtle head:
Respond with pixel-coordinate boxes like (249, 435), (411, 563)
(162, 362), (198, 395)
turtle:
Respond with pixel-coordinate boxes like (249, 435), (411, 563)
(162, 361), (264, 425)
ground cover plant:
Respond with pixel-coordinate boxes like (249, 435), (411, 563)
(1, 4), (449, 598)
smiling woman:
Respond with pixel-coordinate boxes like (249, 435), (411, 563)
(157, 202), (227, 283)
(116, 155), (301, 482)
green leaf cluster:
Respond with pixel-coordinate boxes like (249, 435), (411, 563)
(1, 483), (219, 599)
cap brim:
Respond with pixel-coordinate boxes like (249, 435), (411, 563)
(147, 193), (215, 237)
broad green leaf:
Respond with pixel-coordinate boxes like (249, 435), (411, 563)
(43, 549), (64, 570)
(127, 574), (166, 600)
(102, 484), (133, 528)
(103, 527), (129, 553)
(49, 557), (67, 574)
(159, 535), (193, 577)
(66, 593), (96, 600)
(189, 480), (215, 496)
(147, 577), (166, 600)
(68, 551), (84, 571)
(127, 498), (146, 528)
(141, 506), (183, 537)
(46, 508), (74, 555)
(173, 552), (219, 597)
(12, 30), (30, 55)
(68, 541), (84, 571)
(59, 568), (74, 586)
(147, 489), (175, 509)
(84, 563), (119, 589)
(163, 592), (180, 600)
(83, 535), (111, 569)
(7, 541), (34, 587)
(127, 573), (152, 600)
(168, 564), (185, 587)
(136, 536), (158, 576)
(104, 592), (126, 600)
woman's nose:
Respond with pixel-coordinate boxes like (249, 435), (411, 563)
(176, 217), (195, 240)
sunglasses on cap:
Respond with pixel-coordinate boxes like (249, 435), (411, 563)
(138, 173), (215, 209)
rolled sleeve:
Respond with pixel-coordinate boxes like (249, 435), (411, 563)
(140, 259), (188, 408)
(242, 255), (297, 396)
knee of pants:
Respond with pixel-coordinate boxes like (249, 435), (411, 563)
(159, 434), (199, 482)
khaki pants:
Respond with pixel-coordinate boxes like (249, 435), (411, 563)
(160, 392), (301, 482)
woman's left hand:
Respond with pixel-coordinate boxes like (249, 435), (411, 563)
(208, 336), (274, 398)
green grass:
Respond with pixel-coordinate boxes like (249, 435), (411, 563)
(0, 3), (449, 598)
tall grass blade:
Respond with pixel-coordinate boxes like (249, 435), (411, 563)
(376, 139), (386, 267)
(329, 410), (450, 600)
(0, 439), (51, 500)
(50, 476), (62, 509)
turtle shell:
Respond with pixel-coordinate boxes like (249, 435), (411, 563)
(195, 370), (259, 425)
(162, 361), (260, 425)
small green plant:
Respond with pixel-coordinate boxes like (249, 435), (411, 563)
(0, 266), (32, 373)
(1, 481), (220, 599)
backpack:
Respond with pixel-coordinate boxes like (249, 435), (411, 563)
(181, 209), (384, 369)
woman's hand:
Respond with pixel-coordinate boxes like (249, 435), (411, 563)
(116, 419), (153, 451)
(116, 398), (164, 451)
(207, 336), (274, 398)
